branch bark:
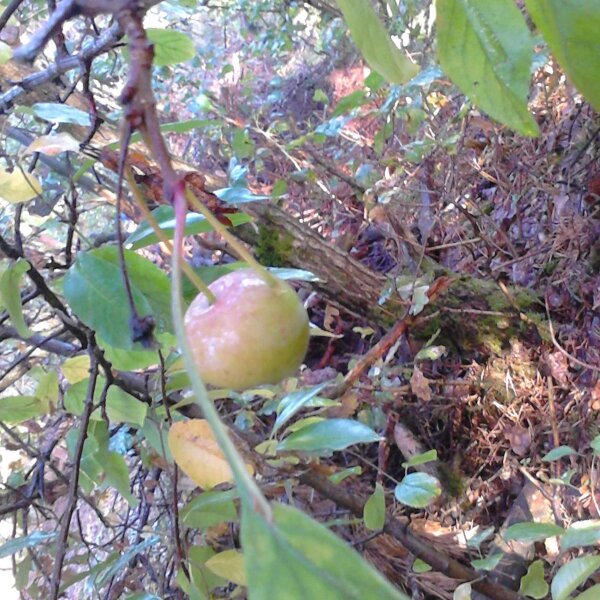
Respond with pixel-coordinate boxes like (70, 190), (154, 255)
(299, 469), (522, 600)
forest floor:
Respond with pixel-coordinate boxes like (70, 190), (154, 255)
(162, 29), (600, 597)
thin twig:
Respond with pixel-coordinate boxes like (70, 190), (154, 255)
(49, 352), (103, 599)
(159, 351), (189, 579)
(0, 0), (25, 29)
(545, 292), (600, 373)
(298, 468), (522, 600)
(0, 23), (122, 113)
(329, 276), (452, 398)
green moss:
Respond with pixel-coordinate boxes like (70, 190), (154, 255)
(438, 463), (465, 498)
(255, 225), (293, 267)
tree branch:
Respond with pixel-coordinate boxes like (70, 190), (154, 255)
(0, 22), (122, 113)
(49, 351), (103, 599)
(299, 469), (521, 600)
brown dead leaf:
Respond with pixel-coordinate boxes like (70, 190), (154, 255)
(25, 132), (79, 156)
(410, 365), (432, 402)
(327, 391), (358, 418)
(323, 304), (340, 331)
(591, 380), (600, 411)
(545, 351), (570, 385)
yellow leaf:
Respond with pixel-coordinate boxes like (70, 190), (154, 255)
(168, 419), (253, 489)
(25, 133), (80, 156)
(205, 549), (247, 586)
(61, 355), (91, 384)
(0, 169), (42, 203)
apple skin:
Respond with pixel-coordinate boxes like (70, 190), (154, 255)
(184, 269), (309, 389)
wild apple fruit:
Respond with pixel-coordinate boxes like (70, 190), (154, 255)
(184, 268), (309, 389)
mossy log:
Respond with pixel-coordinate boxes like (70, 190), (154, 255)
(238, 201), (546, 353)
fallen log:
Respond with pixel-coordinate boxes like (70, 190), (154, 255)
(237, 200), (546, 354)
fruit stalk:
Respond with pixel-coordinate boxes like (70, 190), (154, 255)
(185, 189), (280, 289)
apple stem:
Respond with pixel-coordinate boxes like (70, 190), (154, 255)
(172, 183), (272, 521)
(126, 169), (218, 305)
(185, 189), (281, 289)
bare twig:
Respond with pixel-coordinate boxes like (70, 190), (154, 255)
(0, 22), (122, 113)
(545, 292), (600, 373)
(49, 351), (104, 599)
(299, 468), (522, 600)
(329, 276), (452, 398)
(0, 0), (25, 29)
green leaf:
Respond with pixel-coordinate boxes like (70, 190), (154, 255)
(551, 555), (600, 600)
(181, 489), (239, 530)
(394, 473), (441, 508)
(64, 376), (106, 418)
(591, 435), (600, 455)
(332, 90), (369, 117)
(31, 367), (58, 407)
(71, 425), (132, 503)
(574, 585), (600, 600)
(454, 582), (472, 600)
(14, 554), (32, 591)
(272, 383), (330, 436)
(0, 395), (48, 424)
(205, 549), (246, 586)
(519, 560), (549, 599)
(414, 345), (446, 361)
(158, 118), (215, 134)
(277, 418), (381, 452)
(0, 259), (33, 337)
(106, 386), (148, 427)
(101, 451), (137, 506)
(63, 247), (171, 349)
(363, 483), (385, 531)
(412, 558), (432, 573)
(31, 102), (91, 126)
(98, 336), (162, 371)
(504, 521), (564, 543)
(336, 0), (418, 85)
(0, 532), (55, 559)
(313, 89), (329, 104)
(61, 355), (91, 384)
(524, 0), (600, 112)
(268, 268), (322, 282)
(125, 205), (252, 250)
(214, 187), (270, 204)
(231, 128), (255, 159)
(436, 0), (539, 136)
(285, 416), (325, 434)
(146, 28), (195, 66)
(188, 545), (227, 598)
(471, 552), (503, 571)
(241, 502), (409, 600)
(542, 445), (577, 461)
(561, 520), (600, 550)
(328, 465), (362, 484)
(0, 41), (12, 65)
(466, 526), (495, 549)
(402, 449), (438, 469)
